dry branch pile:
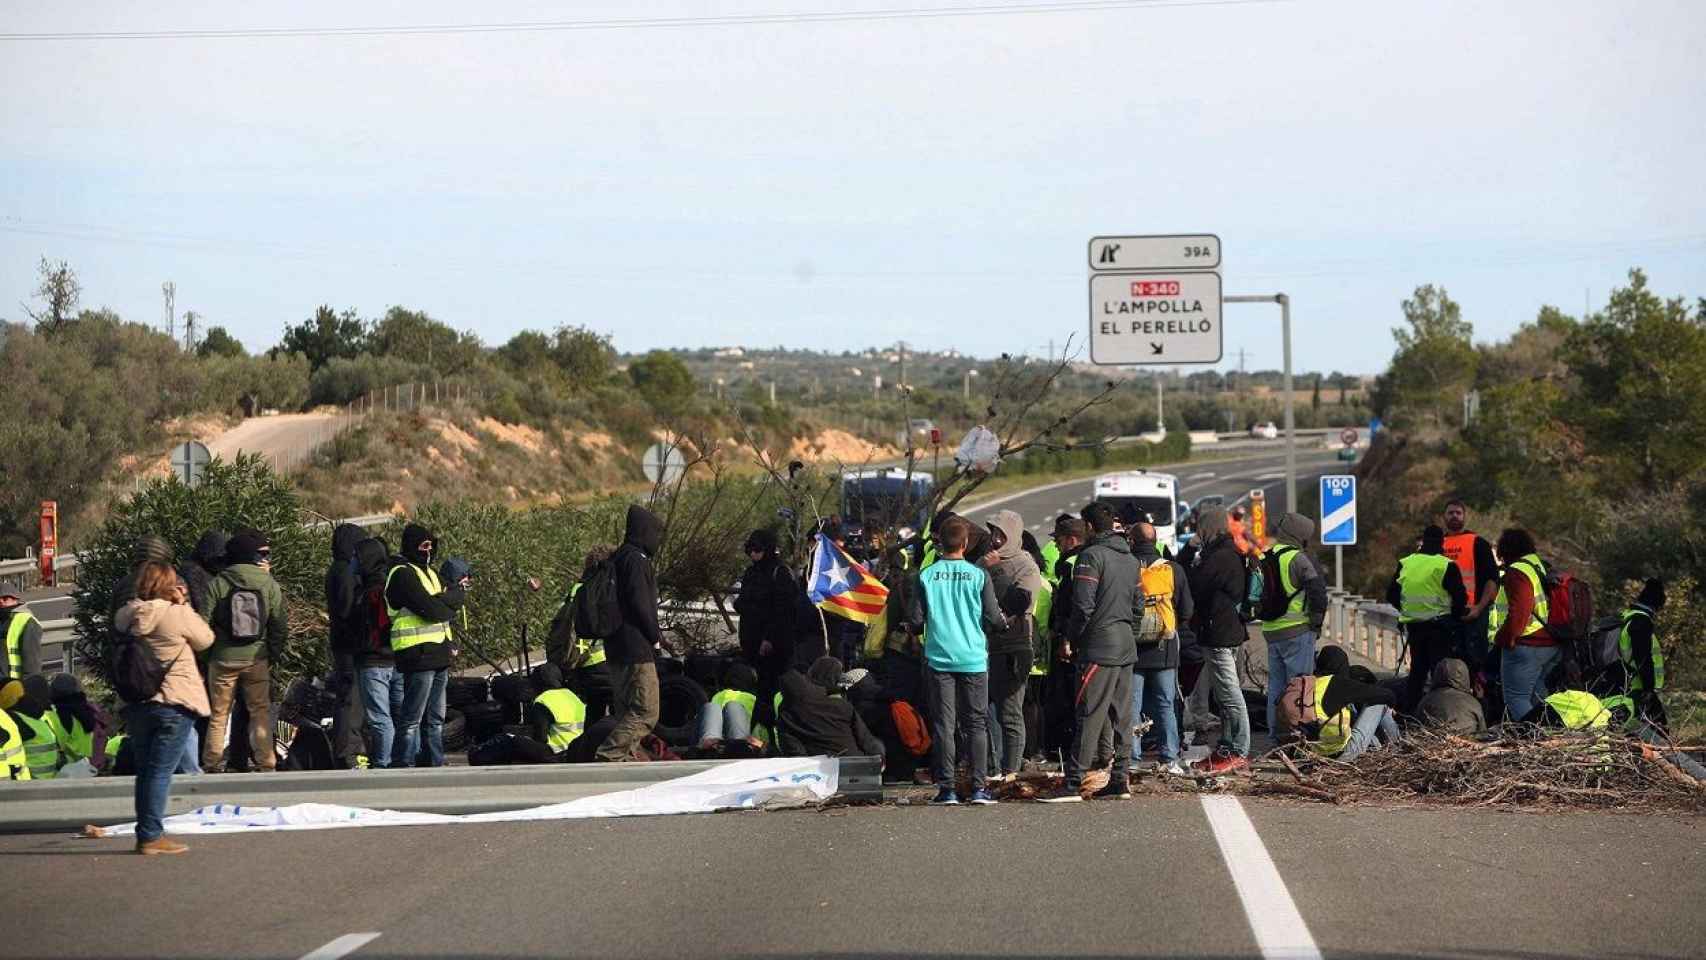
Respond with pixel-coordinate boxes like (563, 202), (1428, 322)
(1246, 726), (1706, 811)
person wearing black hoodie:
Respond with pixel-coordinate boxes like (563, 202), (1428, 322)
(178, 530), (229, 619)
(1187, 507), (1252, 774)
(325, 523), (368, 768)
(777, 656), (884, 758)
(352, 536), (400, 768)
(1309, 645), (1399, 761)
(734, 527), (799, 737)
(386, 523), (465, 768)
(596, 505), (666, 761)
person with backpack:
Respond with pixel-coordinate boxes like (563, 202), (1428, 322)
(905, 516), (1009, 805)
(595, 505), (667, 762)
(1294, 646), (1400, 761)
(545, 546), (617, 723)
(1186, 507), (1253, 774)
(981, 509), (1041, 780)
(1129, 521), (1194, 776)
(1062, 502), (1143, 799)
(386, 523), (465, 769)
(201, 529), (287, 773)
(1613, 578), (1667, 731)
(325, 523), (369, 769)
(734, 528), (799, 739)
(1385, 524), (1470, 714)
(1257, 512), (1330, 743)
(350, 535), (401, 769)
(114, 559), (214, 854)
(1489, 528), (1558, 723)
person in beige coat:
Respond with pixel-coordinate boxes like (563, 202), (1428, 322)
(113, 560), (213, 855)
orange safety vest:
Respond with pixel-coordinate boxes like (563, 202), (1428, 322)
(1441, 532), (1479, 587)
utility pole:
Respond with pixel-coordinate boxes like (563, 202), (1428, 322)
(1155, 375), (1164, 434)
(181, 310), (199, 352)
(162, 282), (175, 340)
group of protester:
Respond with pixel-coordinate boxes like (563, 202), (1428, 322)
(0, 487), (1675, 849)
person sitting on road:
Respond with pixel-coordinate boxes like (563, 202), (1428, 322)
(1416, 658), (1486, 735)
(776, 656), (884, 760)
(697, 661), (770, 757)
(1307, 646), (1400, 761)
(7, 675), (65, 780)
(527, 664), (589, 760)
(48, 673), (114, 772)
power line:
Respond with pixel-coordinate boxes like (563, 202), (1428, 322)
(0, 0), (1287, 42)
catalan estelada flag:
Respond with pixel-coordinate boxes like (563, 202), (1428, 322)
(806, 533), (890, 624)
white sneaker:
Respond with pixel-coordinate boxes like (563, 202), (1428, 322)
(1159, 760), (1188, 776)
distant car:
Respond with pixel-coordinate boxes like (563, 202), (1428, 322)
(1337, 446), (1359, 462)
(1249, 421), (1279, 440)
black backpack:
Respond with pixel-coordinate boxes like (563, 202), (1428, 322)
(1254, 547), (1301, 623)
(572, 559), (623, 640)
(108, 629), (177, 705)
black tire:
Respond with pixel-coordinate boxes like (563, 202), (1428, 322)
(446, 676), (489, 710)
(442, 708), (467, 751)
(461, 701), (508, 744)
(654, 673), (710, 747)
(490, 673), (536, 708)
(280, 724), (335, 771)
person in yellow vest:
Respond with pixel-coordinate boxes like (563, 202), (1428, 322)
(1488, 528), (1558, 723)
(386, 523), (466, 769)
(527, 665), (589, 758)
(1308, 646), (1400, 761)
(8, 675), (65, 779)
(1, 585), (42, 682)
(1260, 513), (1330, 740)
(0, 680), (31, 781)
(48, 673), (114, 770)
(546, 547), (617, 722)
(696, 661), (770, 757)
(1129, 522), (1195, 776)
(1613, 579), (1667, 731)
(1384, 524), (1470, 714)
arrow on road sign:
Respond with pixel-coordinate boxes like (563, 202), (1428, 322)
(1149, 342), (1164, 355)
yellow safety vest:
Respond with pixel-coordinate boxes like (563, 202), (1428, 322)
(1487, 555), (1549, 642)
(1261, 546), (1308, 633)
(1396, 553), (1454, 624)
(0, 709), (31, 780)
(385, 564), (453, 652)
(4, 609), (37, 677)
(533, 688), (587, 753)
(1619, 607), (1664, 692)
(47, 711), (93, 762)
(1544, 690), (1609, 730)
(567, 584), (606, 668)
(15, 711), (62, 780)
(1309, 675), (1353, 758)
(710, 688), (772, 746)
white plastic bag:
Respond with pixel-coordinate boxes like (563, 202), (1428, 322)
(56, 759), (95, 779)
(955, 426), (1001, 473)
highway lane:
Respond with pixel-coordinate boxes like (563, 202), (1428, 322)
(4, 795), (1703, 959)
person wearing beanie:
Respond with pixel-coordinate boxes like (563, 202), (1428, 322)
(201, 527), (288, 773)
(1, 584), (41, 683)
(1386, 524), (1470, 714)
(385, 523), (465, 769)
(776, 655), (883, 759)
(179, 529), (230, 619)
(734, 526), (800, 739)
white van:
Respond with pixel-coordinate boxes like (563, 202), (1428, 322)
(1092, 470), (1182, 552)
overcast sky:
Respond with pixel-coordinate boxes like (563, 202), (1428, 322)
(2, 0), (1701, 373)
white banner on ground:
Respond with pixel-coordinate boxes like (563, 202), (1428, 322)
(91, 757), (840, 838)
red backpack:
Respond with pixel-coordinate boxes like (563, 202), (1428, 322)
(890, 700), (932, 757)
(1543, 570), (1594, 641)
(364, 585), (392, 655)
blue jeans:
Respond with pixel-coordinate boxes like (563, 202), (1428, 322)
(1130, 667), (1181, 765)
(176, 725), (202, 775)
(1206, 647), (1250, 757)
(1266, 630), (1317, 737)
(1339, 704), (1399, 761)
(397, 668), (449, 768)
(125, 703), (195, 843)
(697, 701), (753, 743)
(359, 665), (403, 769)
(1501, 644), (1563, 723)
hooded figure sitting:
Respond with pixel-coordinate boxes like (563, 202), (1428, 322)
(776, 656), (884, 759)
(1416, 658), (1486, 735)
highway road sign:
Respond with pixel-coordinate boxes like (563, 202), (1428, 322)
(1320, 474), (1357, 546)
(1089, 234), (1221, 271)
(642, 442), (687, 485)
(1089, 271), (1223, 365)
(169, 440), (211, 488)
(1340, 427), (1358, 447)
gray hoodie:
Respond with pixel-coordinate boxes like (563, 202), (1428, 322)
(983, 510), (1043, 656)
(1417, 658), (1485, 734)
(1066, 531), (1143, 667)
(1265, 512), (1329, 641)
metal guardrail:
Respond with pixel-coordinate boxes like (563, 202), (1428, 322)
(0, 755), (882, 833)
(1321, 591), (1405, 672)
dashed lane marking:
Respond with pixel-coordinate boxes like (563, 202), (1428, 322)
(1200, 797), (1322, 960)
(299, 933), (382, 960)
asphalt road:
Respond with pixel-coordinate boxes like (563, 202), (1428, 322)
(5, 794), (1703, 960)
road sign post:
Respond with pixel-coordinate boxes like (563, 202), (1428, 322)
(38, 501), (57, 588)
(642, 442), (687, 486)
(169, 440), (212, 489)
(1319, 474), (1357, 592)
(1226, 294), (1297, 512)
(1248, 488), (1267, 546)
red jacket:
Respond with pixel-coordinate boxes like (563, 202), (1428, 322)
(1494, 568), (1553, 649)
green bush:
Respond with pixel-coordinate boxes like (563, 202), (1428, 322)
(308, 354), (438, 407)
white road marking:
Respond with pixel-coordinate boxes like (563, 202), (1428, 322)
(1200, 797), (1322, 960)
(1253, 472), (1287, 481)
(299, 933), (382, 960)
(1185, 472), (1217, 481)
